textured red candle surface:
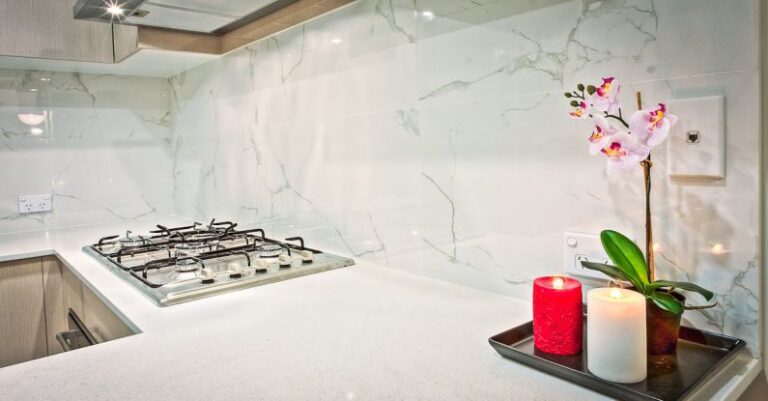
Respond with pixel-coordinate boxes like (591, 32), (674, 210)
(533, 276), (583, 355)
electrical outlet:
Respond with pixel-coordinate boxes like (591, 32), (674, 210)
(563, 232), (612, 280)
(18, 193), (53, 214)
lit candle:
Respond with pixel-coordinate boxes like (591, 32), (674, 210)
(587, 287), (647, 383)
(532, 276), (583, 355)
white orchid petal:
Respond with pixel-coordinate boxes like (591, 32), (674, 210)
(628, 110), (648, 141)
(646, 119), (670, 148)
(589, 136), (612, 155)
(667, 113), (679, 127)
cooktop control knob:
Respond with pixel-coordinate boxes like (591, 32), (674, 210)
(199, 268), (216, 284)
(278, 254), (292, 269)
(299, 250), (314, 264)
(228, 262), (244, 278)
(253, 259), (269, 274)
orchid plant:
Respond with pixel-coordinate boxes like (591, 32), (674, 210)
(564, 78), (716, 316)
(565, 77), (679, 282)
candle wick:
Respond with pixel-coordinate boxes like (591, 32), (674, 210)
(552, 277), (565, 289)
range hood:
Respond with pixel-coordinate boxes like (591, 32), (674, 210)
(73, 0), (299, 34)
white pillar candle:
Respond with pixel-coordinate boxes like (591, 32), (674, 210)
(587, 287), (647, 383)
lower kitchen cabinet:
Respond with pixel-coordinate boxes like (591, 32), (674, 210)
(81, 283), (134, 343)
(0, 258), (47, 367)
(0, 255), (134, 368)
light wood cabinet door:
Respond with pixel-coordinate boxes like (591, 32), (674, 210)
(0, 0), (120, 62)
(82, 285), (133, 343)
(0, 258), (46, 368)
(42, 256), (84, 355)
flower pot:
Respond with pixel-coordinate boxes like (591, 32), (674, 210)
(646, 293), (685, 355)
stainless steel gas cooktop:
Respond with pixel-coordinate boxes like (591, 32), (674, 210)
(84, 219), (355, 306)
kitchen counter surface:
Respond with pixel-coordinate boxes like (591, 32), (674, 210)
(0, 219), (760, 401)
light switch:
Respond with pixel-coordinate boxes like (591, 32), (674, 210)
(666, 96), (725, 178)
(563, 232), (611, 280)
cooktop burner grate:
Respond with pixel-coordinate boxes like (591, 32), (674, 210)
(84, 219), (355, 306)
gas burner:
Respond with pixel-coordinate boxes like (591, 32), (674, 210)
(146, 259), (202, 286)
(86, 220), (354, 305)
(175, 242), (221, 256)
(176, 258), (201, 272)
(117, 230), (149, 248)
(256, 243), (284, 258)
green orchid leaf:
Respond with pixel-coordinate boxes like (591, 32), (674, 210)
(645, 280), (714, 301)
(648, 291), (684, 316)
(580, 261), (642, 289)
(600, 230), (650, 290)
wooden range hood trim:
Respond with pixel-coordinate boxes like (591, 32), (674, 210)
(136, 0), (355, 56)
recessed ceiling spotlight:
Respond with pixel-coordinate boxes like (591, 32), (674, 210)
(105, 1), (124, 16)
(17, 112), (47, 126)
(330, 37), (343, 45)
(421, 10), (435, 20)
(30, 127), (44, 136)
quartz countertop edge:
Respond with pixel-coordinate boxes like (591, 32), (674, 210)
(0, 218), (760, 401)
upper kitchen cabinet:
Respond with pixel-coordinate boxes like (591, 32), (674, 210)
(76, 0), (355, 57)
(0, 0), (125, 63)
(0, 0), (354, 77)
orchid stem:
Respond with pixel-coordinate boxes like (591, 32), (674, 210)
(604, 113), (629, 128)
(636, 91), (655, 282)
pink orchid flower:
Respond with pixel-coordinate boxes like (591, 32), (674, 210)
(629, 103), (679, 148)
(569, 100), (589, 119)
(600, 132), (650, 174)
(588, 115), (617, 155)
(591, 77), (621, 114)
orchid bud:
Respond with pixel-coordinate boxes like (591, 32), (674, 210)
(577, 83), (585, 91)
(569, 100), (579, 107)
(564, 92), (572, 98)
(587, 85), (597, 95)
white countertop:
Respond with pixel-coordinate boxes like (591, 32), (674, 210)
(0, 219), (760, 401)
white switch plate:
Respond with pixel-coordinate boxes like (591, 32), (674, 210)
(18, 193), (53, 214)
(563, 232), (612, 280)
(667, 96), (725, 178)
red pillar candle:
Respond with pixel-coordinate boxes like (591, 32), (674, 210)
(532, 276), (583, 355)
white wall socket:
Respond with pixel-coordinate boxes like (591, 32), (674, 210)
(18, 193), (53, 214)
(563, 232), (612, 280)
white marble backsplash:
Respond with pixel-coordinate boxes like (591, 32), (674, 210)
(168, 0), (761, 353)
(0, 0), (753, 355)
(0, 69), (174, 233)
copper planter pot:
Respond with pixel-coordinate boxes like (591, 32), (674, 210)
(646, 293), (685, 355)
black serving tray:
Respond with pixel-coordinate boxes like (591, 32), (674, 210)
(489, 316), (746, 401)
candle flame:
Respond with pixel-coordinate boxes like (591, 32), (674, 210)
(610, 288), (622, 299)
(710, 243), (726, 255)
(552, 277), (565, 289)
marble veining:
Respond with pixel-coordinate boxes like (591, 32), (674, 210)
(0, 69), (174, 233)
(166, 0), (761, 355)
